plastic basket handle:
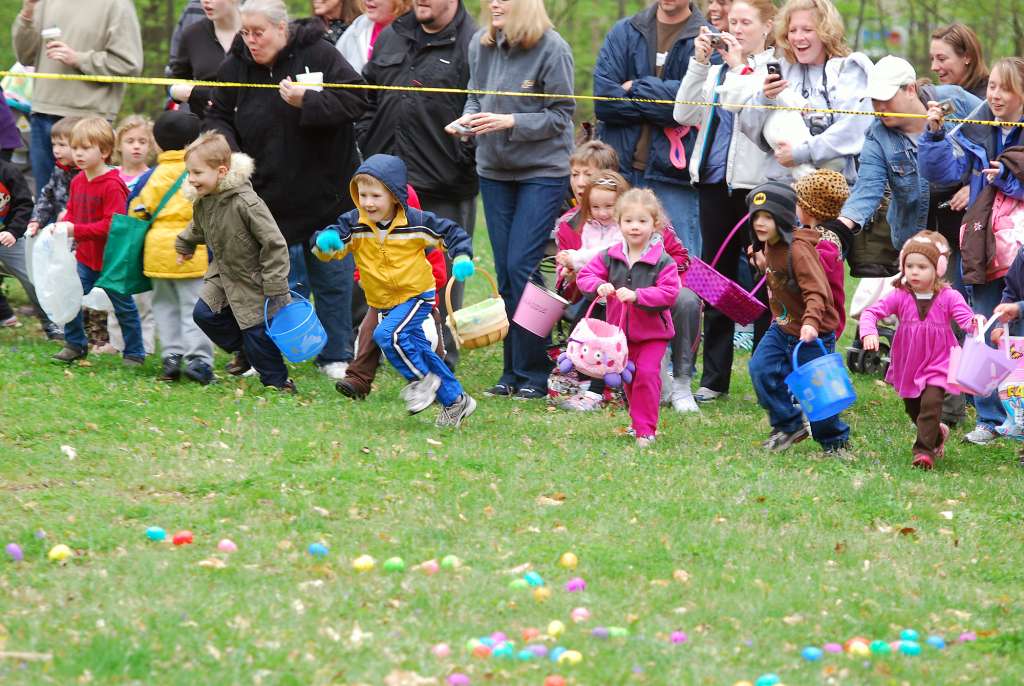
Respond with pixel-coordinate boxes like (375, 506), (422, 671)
(444, 267), (500, 339)
(583, 292), (629, 329)
(709, 212), (752, 269)
(791, 338), (828, 372)
(263, 289), (308, 333)
(975, 313), (1003, 342)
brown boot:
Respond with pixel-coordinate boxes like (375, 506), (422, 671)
(52, 345), (87, 363)
(335, 377), (369, 399)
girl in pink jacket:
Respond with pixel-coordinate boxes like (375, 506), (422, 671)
(577, 189), (681, 448)
(860, 231), (977, 470)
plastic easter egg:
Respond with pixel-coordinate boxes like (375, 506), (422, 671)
(557, 650), (582, 665)
(844, 637), (870, 653)
(522, 627), (540, 641)
(671, 631), (689, 645)
(509, 578), (529, 590)
(900, 629), (919, 642)
(889, 640), (902, 652)
(591, 627), (609, 639)
(559, 552), (578, 569)
(308, 543), (328, 558)
(34, 530), (46, 540)
(491, 632), (507, 643)
(549, 646), (566, 663)
(440, 554), (461, 570)
(801, 646), (823, 661)
(145, 526), (166, 541)
(471, 644), (491, 659)
(524, 571), (545, 587)
(465, 638), (481, 651)
(547, 620), (566, 637)
(823, 642), (843, 654)
(421, 559), (440, 575)
(899, 640), (921, 656)
(544, 677), (566, 686)
(754, 674), (780, 686)
(48, 544), (72, 562)
(5, 543), (23, 562)
(850, 641), (871, 657)
(480, 637), (496, 648)
(530, 644), (548, 658)
(608, 626), (629, 638)
(516, 649), (534, 661)
(564, 577), (586, 592)
(869, 640), (891, 655)
(172, 530), (193, 546)
(533, 587), (552, 602)
(958, 631), (977, 643)
(732, 682), (754, 686)
(492, 643), (514, 659)
(352, 554), (376, 572)
(432, 643), (450, 659)
(571, 607), (591, 623)
(383, 556), (406, 572)
(217, 539), (237, 553)
(447, 673), (470, 686)
(926, 635), (946, 649)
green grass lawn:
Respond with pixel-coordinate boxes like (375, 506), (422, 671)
(2, 250), (1024, 685)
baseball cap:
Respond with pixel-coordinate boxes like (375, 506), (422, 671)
(865, 55), (917, 101)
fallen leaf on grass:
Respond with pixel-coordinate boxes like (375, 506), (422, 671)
(899, 527), (917, 537)
(383, 671), (437, 686)
(940, 511), (954, 520)
(198, 558), (226, 569)
(312, 506), (330, 517)
(426, 438), (442, 447)
(0, 651), (53, 661)
(502, 563), (532, 575)
(834, 542), (846, 554)
(673, 569), (691, 584)
(60, 445), (77, 460)
(782, 613), (804, 625)
(536, 493), (566, 506)
(349, 623), (371, 646)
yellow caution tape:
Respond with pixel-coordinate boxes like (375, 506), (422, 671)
(2, 69), (1020, 128)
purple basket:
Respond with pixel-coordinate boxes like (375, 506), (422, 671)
(683, 258), (766, 326)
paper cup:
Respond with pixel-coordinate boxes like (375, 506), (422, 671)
(41, 27), (62, 43)
(295, 71), (323, 92)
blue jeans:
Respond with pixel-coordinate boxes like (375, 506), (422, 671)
(64, 262), (145, 359)
(479, 175), (565, 391)
(968, 278), (1021, 428)
(748, 325), (850, 448)
(299, 241), (354, 364)
(288, 244), (310, 299)
(193, 298), (288, 387)
(623, 171), (701, 256)
(374, 291), (462, 406)
(29, 113), (61, 192)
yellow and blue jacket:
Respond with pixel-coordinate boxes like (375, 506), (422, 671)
(313, 154), (472, 310)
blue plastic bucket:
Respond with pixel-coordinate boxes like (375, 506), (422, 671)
(264, 290), (327, 363)
(785, 339), (856, 422)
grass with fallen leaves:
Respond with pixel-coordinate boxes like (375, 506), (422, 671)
(2, 258), (1024, 686)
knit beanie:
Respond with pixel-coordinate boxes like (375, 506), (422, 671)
(746, 181), (798, 244)
(153, 111), (202, 153)
(899, 230), (950, 278)
(794, 169), (850, 222)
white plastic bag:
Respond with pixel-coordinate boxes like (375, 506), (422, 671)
(81, 287), (113, 311)
(30, 224), (82, 325)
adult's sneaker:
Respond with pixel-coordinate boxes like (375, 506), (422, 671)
(963, 424), (998, 445)
(401, 373), (441, 414)
(762, 426), (809, 451)
(436, 393), (477, 428)
(184, 359), (214, 385)
(318, 361), (349, 381)
(159, 354), (183, 381)
(694, 387), (725, 403)
(513, 387), (546, 401)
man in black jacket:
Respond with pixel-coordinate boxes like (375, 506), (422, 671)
(358, 0), (477, 368)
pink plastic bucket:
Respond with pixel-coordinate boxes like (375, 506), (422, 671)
(955, 315), (1016, 395)
(513, 258), (569, 337)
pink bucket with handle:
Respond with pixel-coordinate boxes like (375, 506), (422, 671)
(513, 256), (569, 337)
(682, 212), (767, 326)
(954, 314), (1016, 396)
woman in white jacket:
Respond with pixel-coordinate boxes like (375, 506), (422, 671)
(335, 0), (410, 72)
(673, 0), (776, 401)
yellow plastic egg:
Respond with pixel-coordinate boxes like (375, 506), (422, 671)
(559, 551), (578, 569)
(533, 586), (552, 602)
(557, 649), (583, 665)
(48, 544), (72, 562)
(547, 620), (566, 637)
(850, 641), (871, 657)
(352, 554), (376, 572)
(733, 682), (754, 686)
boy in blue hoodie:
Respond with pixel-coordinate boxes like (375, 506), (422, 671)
(314, 154), (477, 427)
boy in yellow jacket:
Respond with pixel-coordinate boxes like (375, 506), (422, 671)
(314, 154), (476, 427)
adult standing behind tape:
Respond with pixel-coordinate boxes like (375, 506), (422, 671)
(732, 0), (871, 187)
(593, 0), (711, 256)
(930, 23), (990, 101)
(359, 0), (477, 370)
(167, 0), (242, 119)
(336, 0), (411, 74)
(674, 0), (776, 402)
(204, 0), (368, 381)
(12, 0), (143, 191)
(446, 0), (574, 401)
(918, 56), (1024, 447)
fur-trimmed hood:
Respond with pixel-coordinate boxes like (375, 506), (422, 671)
(184, 153), (255, 202)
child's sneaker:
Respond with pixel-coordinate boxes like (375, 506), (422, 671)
(911, 452), (935, 470)
(636, 435), (655, 448)
(670, 377), (699, 413)
(1, 315), (20, 327)
(183, 359), (214, 385)
(335, 378), (369, 400)
(560, 391), (603, 412)
(225, 352), (251, 376)
(436, 393), (476, 428)
(823, 440), (853, 459)
(401, 373), (441, 414)
(762, 426), (809, 451)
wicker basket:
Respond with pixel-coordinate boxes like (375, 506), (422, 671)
(445, 268), (509, 350)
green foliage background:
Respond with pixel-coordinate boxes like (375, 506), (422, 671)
(3, 0), (1024, 121)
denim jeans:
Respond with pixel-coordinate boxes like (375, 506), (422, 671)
(748, 325), (850, 448)
(64, 262), (145, 359)
(299, 241), (354, 364)
(193, 298), (287, 387)
(623, 171), (701, 256)
(29, 113), (61, 192)
(479, 175), (565, 391)
(968, 278), (1021, 429)
(287, 243), (310, 299)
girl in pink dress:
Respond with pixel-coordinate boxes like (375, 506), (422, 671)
(860, 231), (977, 469)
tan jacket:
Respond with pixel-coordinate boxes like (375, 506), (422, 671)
(12, 0), (143, 118)
(175, 154), (289, 330)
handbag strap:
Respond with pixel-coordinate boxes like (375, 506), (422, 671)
(144, 171), (189, 228)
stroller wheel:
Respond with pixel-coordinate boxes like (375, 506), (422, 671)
(846, 347), (865, 374)
(862, 350), (882, 375)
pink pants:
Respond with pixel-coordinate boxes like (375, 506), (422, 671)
(625, 338), (669, 438)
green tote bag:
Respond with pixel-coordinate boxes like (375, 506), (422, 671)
(96, 172), (188, 296)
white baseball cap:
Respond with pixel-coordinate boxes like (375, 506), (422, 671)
(866, 56), (917, 101)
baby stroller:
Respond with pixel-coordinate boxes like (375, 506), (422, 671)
(845, 276), (896, 376)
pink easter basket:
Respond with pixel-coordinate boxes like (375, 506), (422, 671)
(556, 299), (635, 388)
(682, 212), (767, 326)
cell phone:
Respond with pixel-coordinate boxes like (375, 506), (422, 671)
(447, 119), (473, 136)
(938, 99), (955, 115)
(766, 61), (782, 78)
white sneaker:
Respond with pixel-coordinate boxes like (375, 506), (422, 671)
(403, 373), (441, 414)
(436, 393), (477, 428)
(963, 425), (999, 445)
(694, 386), (724, 403)
(659, 354), (673, 405)
(318, 361), (349, 380)
(242, 367), (258, 378)
(670, 377), (699, 413)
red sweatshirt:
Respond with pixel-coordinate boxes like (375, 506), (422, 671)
(65, 168), (128, 271)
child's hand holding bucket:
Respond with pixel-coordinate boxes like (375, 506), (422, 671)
(800, 324), (818, 343)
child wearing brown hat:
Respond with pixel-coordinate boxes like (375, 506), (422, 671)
(795, 169), (850, 334)
(859, 231), (977, 469)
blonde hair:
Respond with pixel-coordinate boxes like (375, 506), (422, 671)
(775, 0), (849, 64)
(185, 131), (232, 168)
(989, 57), (1024, 105)
(50, 116), (81, 142)
(579, 171), (630, 226)
(615, 188), (670, 231)
(932, 23), (989, 93)
(70, 117), (116, 158)
(113, 114), (153, 166)
(359, 0), (412, 18)
(569, 140), (619, 172)
(480, 0), (552, 50)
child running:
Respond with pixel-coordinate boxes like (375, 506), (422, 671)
(861, 231), (977, 469)
(576, 188), (681, 447)
(313, 154), (477, 427)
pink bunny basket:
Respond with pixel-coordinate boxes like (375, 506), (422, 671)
(556, 299), (635, 387)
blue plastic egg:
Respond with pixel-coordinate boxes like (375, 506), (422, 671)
(516, 649), (534, 661)
(146, 526), (166, 541)
(899, 640), (922, 656)
(308, 543), (328, 557)
(926, 635), (946, 650)
(549, 646), (566, 663)
(899, 629), (919, 642)
(801, 646), (824, 661)
(492, 643), (514, 659)
(480, 637), (496, 648)
(755, 674), (780, 686)
(524, 571), (545, 587)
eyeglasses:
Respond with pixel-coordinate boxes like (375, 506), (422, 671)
(240, 28), (267, 40)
